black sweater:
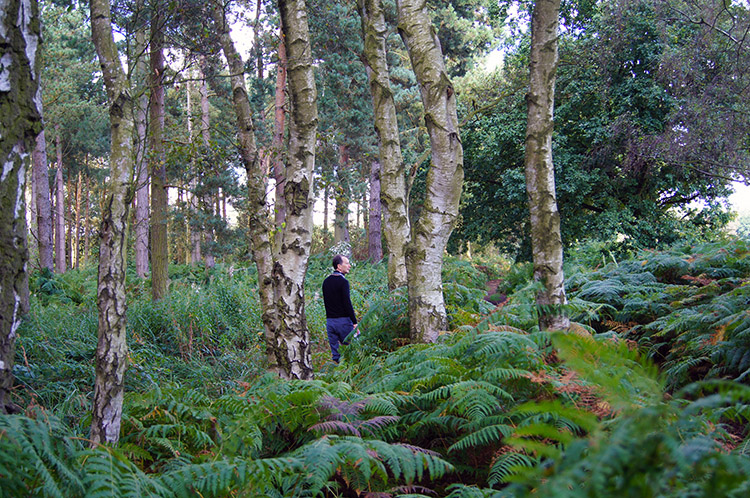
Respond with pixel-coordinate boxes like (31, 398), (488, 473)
(322, 272), (357, 324)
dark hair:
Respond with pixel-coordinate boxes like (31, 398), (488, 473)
(332, 254), (344, 270)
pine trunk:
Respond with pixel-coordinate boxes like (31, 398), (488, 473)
(525, 0), (569, 331)
(84, 175), (90, 266)
(359, 0), (410, 289)
(33, 128), (53, 271)
(133, 9), (150, 278)
(0, 0), (42, 413)
(89, 0), (135, 445)
(150, 10), (168, 300)
(368, 161), (383, 261)
(54, 127), (66, 273)
(397, 0), (464, 343)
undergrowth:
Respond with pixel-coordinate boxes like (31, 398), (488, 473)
(4, 241), (750, 496)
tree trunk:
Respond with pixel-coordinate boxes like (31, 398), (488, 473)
(150, 8), (168, 300)
(133, 6), (150, 278)
(33, 128), (53, 271)
(323, 183), (329, 233)
(525, 0), (569, 331)
(397, 0), (464, 343)
(334, 145), (350, 244)
(66, 176), (73, 269)
(199, 61), (215, 268)
(0, 0), (42, 414)
(273, 25), (287, 239)
(75, 171), (82, 269)
(368, 161), (383, 261)
(275, 0), (318, 379)
(54, 127), (66, 273)
(84, 175), (90, 266)
(89, 0), (135, 445)
(358, 0), (409, 289)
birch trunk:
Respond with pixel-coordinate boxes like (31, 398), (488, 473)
(150, 9), (168, 300)
(199, 62), (215, 268)
(275, 0), (317, 379)
(212, 1), (279, 368)
(133, 7), (149, 278)
(0, 0), (42, 413)
(368, 161), (383, 261)
(273, 26), (287, 237)
(358, 0), (409, 288)
(525, 0), (569, 331)
(75, 171), (82, 268)
(33, 128), (53, 271)
(54, 127), (65, 272)
(89, 0), (135, 445)
(396, 0), (463, 343)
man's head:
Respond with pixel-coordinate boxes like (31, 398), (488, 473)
(332, 254), (351, 274)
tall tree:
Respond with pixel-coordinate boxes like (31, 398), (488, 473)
(89, 0), (136, 445)
(212, 0), (318, 379)
(525, 0), (569, 331)
(272, 25), (287, 239)
(33, 127), (53, 271)
(53, 127), (66, 272)
(368, 160), (383, 261)
(150, 5), (168, 300)
(397, 0), (464, 343)
(1, 0), (42, 414)
(133, 0), (150, 278)
(357, 0), (409, 289)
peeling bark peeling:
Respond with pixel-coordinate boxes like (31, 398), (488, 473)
(358, 0), (410, 289)
(1, 0), (42, 413)
(396, 0), (464, 343)
(89, 0), (135, 444)
(525, 0), (570, 332)
(214, 0), (317, 379)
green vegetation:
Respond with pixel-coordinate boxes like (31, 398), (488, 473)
(4, 240), (750, 496)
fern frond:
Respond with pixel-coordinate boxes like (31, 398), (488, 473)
(448, 423), (515, 453)
(487, 451), (537, 486)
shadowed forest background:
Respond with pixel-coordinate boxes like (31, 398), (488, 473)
(2, 0), (750, 496)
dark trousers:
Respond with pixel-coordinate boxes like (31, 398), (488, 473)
(326, 317), (354, 362)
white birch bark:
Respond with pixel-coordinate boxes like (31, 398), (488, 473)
(525, 0), (569, 331)
(396, 0), (464, 343)
(89, 0), (136, 445)
(0, 0), (42, 413)
(358, 0), (410, 289)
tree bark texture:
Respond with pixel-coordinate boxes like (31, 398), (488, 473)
(273, 26), (287, 236)
(368, 160), (383, 261)
(333, 145), (350, 244)
(212, 1), (279, 369)
(75, 171), (82, 268)
(33, 128), (53, 270)
(358, 0), (409, 289)
(54, 127), (65, 272)
(0, 0), (42, 413)
(275, 0), (318, 379)
(396, 0), (464, 343)
(525, 0), (569, 332)
(150, 9), (168, 300)
(199, 61), (215, 268)
(133, 10), (149, 278)
(89, 0), (136, 445)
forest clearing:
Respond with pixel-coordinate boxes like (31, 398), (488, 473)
(1, 0), (749, 496)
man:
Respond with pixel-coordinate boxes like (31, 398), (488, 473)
(322, 254), (358, 363)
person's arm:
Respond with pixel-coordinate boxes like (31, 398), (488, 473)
(344, 279), (357, 324)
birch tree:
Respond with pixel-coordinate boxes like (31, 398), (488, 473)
(357, 0), (409, 289)
(525, 0), (569, 331)
(396, 0), (464, 343)
(89, 0), (136, 444)
(0, 0), (42, 414)
(212, 0), (318, 379)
